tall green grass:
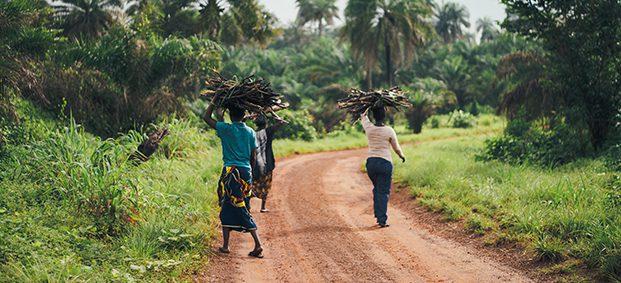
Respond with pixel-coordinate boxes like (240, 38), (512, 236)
(0, 111), (222, 281)
(394, 136), (621, 280)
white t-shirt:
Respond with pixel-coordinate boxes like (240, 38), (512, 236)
(361, 115), (403, 163)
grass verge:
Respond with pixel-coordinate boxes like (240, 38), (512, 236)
(394, 136), (621, 281)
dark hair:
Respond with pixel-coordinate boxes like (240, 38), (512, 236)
(371, 107), (386, 124)
(255, 116), (267, 128)
(228, 106), (245, 121)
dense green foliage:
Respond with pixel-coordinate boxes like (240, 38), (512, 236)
(494, 0), (621, 155)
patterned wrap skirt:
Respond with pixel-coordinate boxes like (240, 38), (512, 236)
(217, 166), (257, 232)
(252, 172), (273, 200)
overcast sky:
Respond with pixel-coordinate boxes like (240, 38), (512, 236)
(257, 0), (507, 32)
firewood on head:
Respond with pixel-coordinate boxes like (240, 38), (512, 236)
(201, 75), (288, 120)
(337, 87), (412, 121)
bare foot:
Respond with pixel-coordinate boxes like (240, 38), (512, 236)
(248, 247), (264, 258)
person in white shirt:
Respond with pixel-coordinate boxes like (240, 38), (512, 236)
(361, 107), (406, 228)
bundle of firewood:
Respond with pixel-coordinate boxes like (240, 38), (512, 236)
(202, 75), (288, 119)
(338, 87), (411, 118)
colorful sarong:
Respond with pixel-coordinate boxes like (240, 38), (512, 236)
(217, 166), (257, 232)
(252, 172), (273, 200)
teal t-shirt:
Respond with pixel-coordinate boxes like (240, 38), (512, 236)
(216, 122), (257, 168)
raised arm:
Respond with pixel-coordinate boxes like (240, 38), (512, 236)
(269, 119), (286, 132)
(202, 94), (221, 129)
(389, 129), (406, 163)
(360, 109), (373, 131)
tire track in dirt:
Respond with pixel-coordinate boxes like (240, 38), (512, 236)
(200, 148), (533, 283)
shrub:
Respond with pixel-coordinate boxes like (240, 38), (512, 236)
(273, 110), (318, 141)
(430, 116), (440, 129)
(478, 121), (591, 167)
(468, 101), (480, 116)
(449, 110), (476, 128)
(504, 118), (530, 137)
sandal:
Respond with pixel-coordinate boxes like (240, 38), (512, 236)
(218, 247), (230, 254)
(248, 248), (264, 258)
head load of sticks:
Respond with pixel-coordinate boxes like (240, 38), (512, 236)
(202, 75), (288, 120)
(337, 87), (412, 120)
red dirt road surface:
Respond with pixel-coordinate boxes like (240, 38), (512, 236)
(201, 149), (533, 283)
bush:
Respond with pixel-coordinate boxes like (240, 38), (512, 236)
(42, 65), (125, 137)
(273, 110), (318, 141)
(468, 101), (480, 116)
(430, 116), (440, 129)
(478, 121), (592, 167)
(449, 110), (476, 128)
(504, 118), (530, 137)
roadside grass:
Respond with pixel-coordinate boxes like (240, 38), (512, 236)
(393, 136), (621, 281)
(0, 106), (223, 282)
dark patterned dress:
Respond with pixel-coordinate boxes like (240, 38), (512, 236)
(252, 173), (273, 200)
(252, 126), (277, 201)
(218, 166), (257, 232)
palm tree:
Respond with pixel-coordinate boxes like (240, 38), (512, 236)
(405, 78), (457, 133)
(496, 51), (557, 121)
(342, 0), (433, 89)
(296, 0), (340, 36)
(434, 1), (470, 44)
(196, 0), (275, 46)
(198, 0), (224, 41)
(433, 54), (470, 107)
(51, 0), (123, 38)
(476, 17), (499, 42)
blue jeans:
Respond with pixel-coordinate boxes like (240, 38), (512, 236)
(366, 157), (393, 224)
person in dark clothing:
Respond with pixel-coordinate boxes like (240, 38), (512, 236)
(252, 116), (285, 213)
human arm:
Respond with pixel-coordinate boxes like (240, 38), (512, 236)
(389, 129), (406, 163)
(360, 109), (372, 131)
(250, 148), (257, 175)
(215, 108), (225, 122)
(267, 118), (286, 137)
(202, 93), (221, 129)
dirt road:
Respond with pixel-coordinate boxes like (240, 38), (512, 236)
(203, 149), (533, 283)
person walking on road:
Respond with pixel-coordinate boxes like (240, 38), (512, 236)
(203, 93), (264, 258)
(252, 116), (285, 213)
(361, 107), (406, 228)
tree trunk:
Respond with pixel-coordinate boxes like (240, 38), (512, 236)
(384, 31), (393, 87)
(318, 19), (323, 36)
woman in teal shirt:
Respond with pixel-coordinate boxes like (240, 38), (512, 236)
(203, 93), (264, 258)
